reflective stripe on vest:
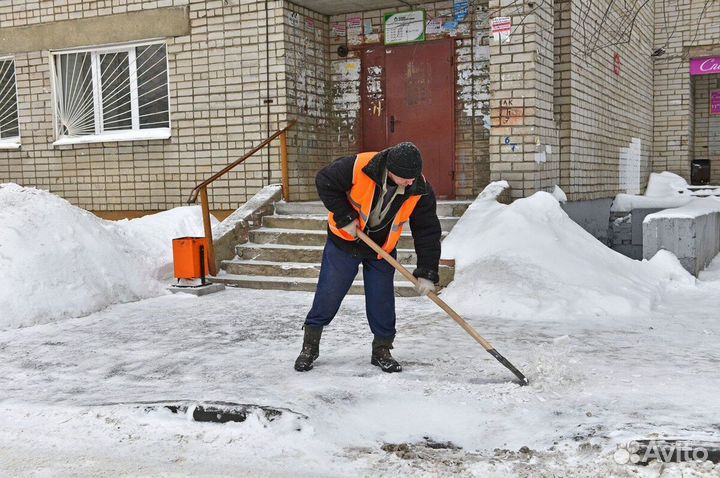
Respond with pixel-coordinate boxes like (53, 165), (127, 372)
(327, 152), (422, 259)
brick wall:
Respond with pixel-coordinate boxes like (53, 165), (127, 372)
(692, 74), (720, 183)
(327, 1), (491, 199)
(0, 0), (288, 212)
(282, 2), (331, 201)
(488, 0), (560, 200)
(456, 2), (492, 196)
(7, 0), (711, 211)
(562, 0), (654, 200)
(653, 0), (720, 182)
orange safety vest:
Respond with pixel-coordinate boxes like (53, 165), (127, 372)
(328, 152), (422, 259)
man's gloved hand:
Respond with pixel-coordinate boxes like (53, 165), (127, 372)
(341, 219), (359, 238)
(415, 278), (435, 296)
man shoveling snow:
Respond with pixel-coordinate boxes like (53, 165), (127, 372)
(294, 142), (442, 373)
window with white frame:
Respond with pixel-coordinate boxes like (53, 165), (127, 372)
(51, 41), (170, 144)
(0, 58), (20, 148)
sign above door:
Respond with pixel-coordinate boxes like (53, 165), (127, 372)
(690, 56), (720, 75)
(383, 11), (426, 45)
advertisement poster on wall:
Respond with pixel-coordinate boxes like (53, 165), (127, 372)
(491, 16), (512, 43)
(347, 16), (362, 45)
(711, 90), (720, 115)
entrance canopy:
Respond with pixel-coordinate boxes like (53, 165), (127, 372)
(290, 0), (422, 15)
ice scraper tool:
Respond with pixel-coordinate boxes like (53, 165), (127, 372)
(357, 230), (529, 386)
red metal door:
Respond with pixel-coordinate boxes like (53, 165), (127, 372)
(360, 46), (386, 152)
(361, 40), (455, 198)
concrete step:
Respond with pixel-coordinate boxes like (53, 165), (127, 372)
(248, 227), (448, 249)
(274, 200), (471, 217)
(221, 259), (455, 286)
(234, 243), (418, 264)
(262, 214), (459, 232)
(210, 273), (421, 297)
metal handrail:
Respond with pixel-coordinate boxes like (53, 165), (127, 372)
(187, 119), (297, 204)
(187, 119), (297, 276)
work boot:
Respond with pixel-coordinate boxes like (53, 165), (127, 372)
(371, 335), (402, 373)
(294, 325), (323, 372)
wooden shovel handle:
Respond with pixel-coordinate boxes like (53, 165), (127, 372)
(356, 230), (493, 351)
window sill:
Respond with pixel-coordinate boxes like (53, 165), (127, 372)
(0, 141), (21, 150)
(52, 128), (171, 146)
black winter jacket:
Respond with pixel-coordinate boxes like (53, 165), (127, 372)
(315, 150), (442, 284)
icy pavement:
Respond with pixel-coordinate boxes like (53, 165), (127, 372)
(2, 272), (720, 477)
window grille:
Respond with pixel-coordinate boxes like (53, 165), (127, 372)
(0, 58), (20, 145)
(52, 42), (169, 143)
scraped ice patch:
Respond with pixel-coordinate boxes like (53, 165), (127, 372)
(0, 183), (215, 329)
(525, 335), (583, 392)
(440, 182), (696, 320)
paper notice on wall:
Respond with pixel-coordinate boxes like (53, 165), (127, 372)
(454, 0), (469, 22)
(443, 20), (459, 32)
(333, 58), (360, 79)
(363, 19), (374, 35)
(491, 16), (512, 43)
(332, 22), (346, 37)
(475, 45), (490, 61)
(426, 15), (447, 35)
(347, 16), (362, 45)
(288, 11), (300, 28)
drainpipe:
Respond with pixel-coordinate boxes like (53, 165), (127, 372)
(264, 1), (273, 184)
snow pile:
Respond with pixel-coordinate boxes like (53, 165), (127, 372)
(213, 184), (281, 239)
(612, 171), (720, 212)
(645, 171), (693, 197)
(440, 182), (695, 319)
(644, 196), (720, 221)
(0, 183), (213, 329)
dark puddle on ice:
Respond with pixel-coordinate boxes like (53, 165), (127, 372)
(149, 401), (307, 426)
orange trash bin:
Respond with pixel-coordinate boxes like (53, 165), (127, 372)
(172, 237), (210, 281)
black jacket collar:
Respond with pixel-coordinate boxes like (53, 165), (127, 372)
(361, 149), (428, 196)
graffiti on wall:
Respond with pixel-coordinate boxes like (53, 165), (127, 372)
(499, 99), (524, 126)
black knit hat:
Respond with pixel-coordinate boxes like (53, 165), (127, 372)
(386, 142), (423, 179)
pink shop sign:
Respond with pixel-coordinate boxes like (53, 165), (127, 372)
(690, 56), (720, 75)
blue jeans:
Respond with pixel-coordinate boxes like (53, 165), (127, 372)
(304, 239), (397, 338)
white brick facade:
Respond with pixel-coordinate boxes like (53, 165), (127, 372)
(0, 0), (719, 213)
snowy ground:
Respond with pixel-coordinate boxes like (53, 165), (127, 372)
(2, 182), (720, 476)
(1, 265), (720, 477)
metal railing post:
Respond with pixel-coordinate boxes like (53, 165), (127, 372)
(199, 186), (217, 276)
(280, 131), (289, 201)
